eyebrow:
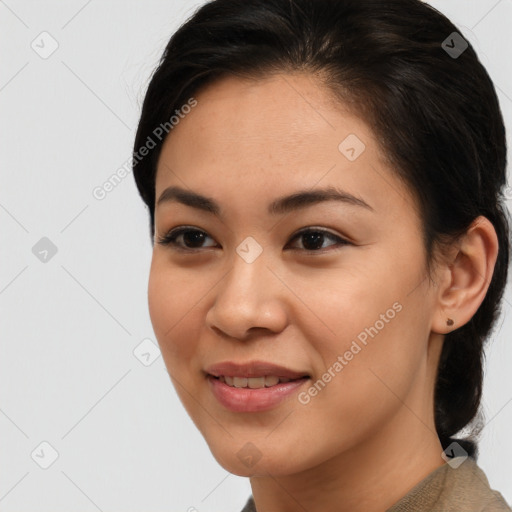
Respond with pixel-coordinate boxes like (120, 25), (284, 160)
(156, 185), (374, 216)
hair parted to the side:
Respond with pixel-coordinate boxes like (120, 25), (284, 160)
(132, 0), (511, 460)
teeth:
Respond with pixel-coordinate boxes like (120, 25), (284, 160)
(219, 375), (297, 388)
(263, 376), (280, 387)
(233, 377), (248, 388)
(247, 377), (265, 389)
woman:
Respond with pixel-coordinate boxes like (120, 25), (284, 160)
(132, 0), (511, 510)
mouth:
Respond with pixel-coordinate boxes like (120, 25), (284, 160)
(209, 374), (309, 389)
(205, 360), (310, 381)
(204, 361), (311, 412)
(207, 374), (310, 412)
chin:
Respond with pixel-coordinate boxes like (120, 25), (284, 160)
(207, 442), (301, 477)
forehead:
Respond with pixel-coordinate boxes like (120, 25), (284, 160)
(155, 73), (417, 222)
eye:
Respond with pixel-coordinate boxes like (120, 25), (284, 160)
(285, 227), (351, 253)
(156, 226), (217, 252)
(156, 226), (351, 253)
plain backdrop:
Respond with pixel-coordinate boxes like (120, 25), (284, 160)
(1, 1), (511, 510)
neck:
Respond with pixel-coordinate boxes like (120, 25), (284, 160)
(248, 404), (446, 512)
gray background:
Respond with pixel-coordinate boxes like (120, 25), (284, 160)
(1, 1), (511, 510)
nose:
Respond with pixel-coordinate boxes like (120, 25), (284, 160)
(205, 247), (289, 341)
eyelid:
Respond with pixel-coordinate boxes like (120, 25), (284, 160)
(156, 225), (216, 251)
(156, 225), (351, 252)
(286, 227), (350, 252)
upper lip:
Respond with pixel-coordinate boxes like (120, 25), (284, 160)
(205, 360), (310, 379)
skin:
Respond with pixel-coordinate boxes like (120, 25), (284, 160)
(147, 72), (498, 512)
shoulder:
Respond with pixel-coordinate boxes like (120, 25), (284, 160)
(451, 457), (511, 511)
(388, 456), (511, 512)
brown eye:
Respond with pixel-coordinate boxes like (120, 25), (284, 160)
(286, 228), (351, 252)
(157, 227), (217, 251)
(156, 226), (351, 254)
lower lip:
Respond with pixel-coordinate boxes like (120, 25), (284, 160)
(207, 375), (309, 412)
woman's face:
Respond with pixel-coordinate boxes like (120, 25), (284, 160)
(148, 73), (443, 476)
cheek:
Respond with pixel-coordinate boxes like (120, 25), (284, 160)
(147, 258), (204, 368)
(301, 265), (427, 410)
(296, 267), (401, 356)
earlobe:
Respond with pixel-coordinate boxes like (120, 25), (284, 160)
(431, 216), (499, 335)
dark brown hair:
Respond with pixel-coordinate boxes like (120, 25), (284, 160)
(132, 0), (511, 459)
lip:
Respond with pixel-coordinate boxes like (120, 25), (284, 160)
(205, 360), (310, 379)
(207, 375), (310, 412)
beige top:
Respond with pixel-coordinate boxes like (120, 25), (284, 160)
(240, 456), (511, 511)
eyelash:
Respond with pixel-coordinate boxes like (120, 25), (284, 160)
(156, 226), (351, 254)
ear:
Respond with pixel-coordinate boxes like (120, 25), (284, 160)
(431, 216), (499, 335)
